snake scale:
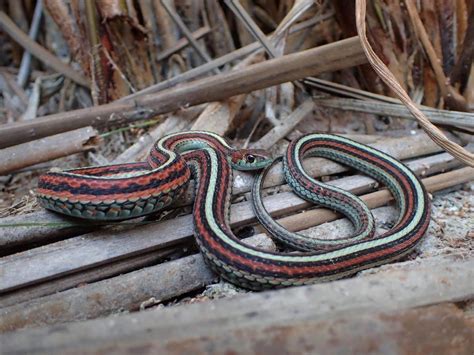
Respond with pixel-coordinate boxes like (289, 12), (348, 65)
(37, 131), (430, 290)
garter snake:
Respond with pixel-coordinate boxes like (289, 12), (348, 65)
(37, 131), (270, 220)
(37, 131), (430, 290)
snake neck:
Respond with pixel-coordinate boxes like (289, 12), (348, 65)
(148, 130), (272, 171)
(147, 131), (234, 169)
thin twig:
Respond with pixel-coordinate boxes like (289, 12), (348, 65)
(160, 0), (219, 73)
(315, 98), (474, 129)
(225, 0), (278, 58)
(0, 37), (366, 149)
(0, 11), (89, 87)
(156, 26), (211, 61)
(118, 12), (330, 102)
(404, 0), (467, 111)
(17, 0), (43, 88)
(355, 0), (474, 167)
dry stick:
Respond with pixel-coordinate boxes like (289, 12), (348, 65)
(16, 0), (43, 88)
(0, 66), (49, 80)
(190, 53), (264, 134)
(0, 143), (467, 303)
(251, 98), (315, 150)
(306, 76), (470, 114)
(203, 0), (237, 58)
(304, 78), (474, 132)
(43, 0), (90, 78)
(152, 0), (177, 51)
(0, 234), (276, 332)
(119, 11), (334, 102)
(224, 0), (297, 129)
(0, 211), (93, 251)
(0, 165), (470, 330)
(1, 256), (472, 353)
(156, 26), (211, 61)
(0, 37), (366, 149)
(466, 64), (474, 104)
(0, 127), (100, 175)
(160, 0), (218, 73)
(0, 70), (28, 105)
(315, 98), (474, 129)
(404, 0), (467, 111)
(190, 0), (312, 135)
(190, 94), (248, 134)
(356, 0), (474, 167)
(111, 109), (197, 164)
(0, 11), (89, 87)
(450, 5), (474, 88)
(304, 77), (411, 103)
(225, 0), (278, 58)
(0, 133), (451, 250)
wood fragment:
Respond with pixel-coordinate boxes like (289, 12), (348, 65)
(252, 98), (315, 149)
(404, 0), (467, 111)
(0, 154), (469, 302)
(0, 234), (275, 331)
(160, 0), (216, 71)
(43, 0), (90, 78)
(190, 53), (264, 134)
(119, 13), (329, 102)
(203, 0), (235, 57)
(112, 107), (199, 163)
(315, 98), (474, 129)
(0, 70), (28, 106)
(0, 11), (89, 87)
(0, 246), (179, 307)
(152, 0), (177, 51)
(0, 134), (458, 252)
(0, 127), (100, 175)
(0, 36), (366, 149)
(156, 26), (211, 61)
(450, 4), (474, 90)
(1, 256), (472, 353)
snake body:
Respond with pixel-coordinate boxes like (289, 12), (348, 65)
(36, 131), (269, 220)
(37, 131), (430, 290)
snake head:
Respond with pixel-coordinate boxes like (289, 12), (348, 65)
(229, 149), (272, 171)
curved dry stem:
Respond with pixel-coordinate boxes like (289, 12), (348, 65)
(355, 0), (474, 167)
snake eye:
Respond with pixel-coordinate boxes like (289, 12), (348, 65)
(246, 154), (256, 164)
